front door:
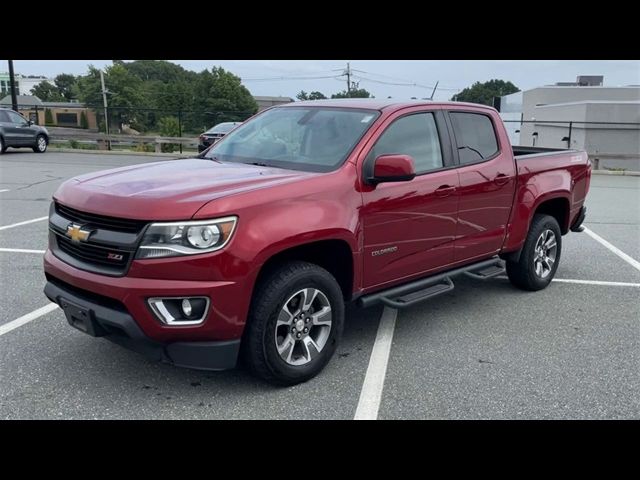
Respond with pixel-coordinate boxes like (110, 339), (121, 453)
(5, 110), (36, 146)
(361, 108), (459, 289)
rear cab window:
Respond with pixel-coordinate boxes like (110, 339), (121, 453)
(449, 112), (499, 164)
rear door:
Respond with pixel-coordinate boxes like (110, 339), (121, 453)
(360, 107), (460, 289)
(445, 108), (516, 262)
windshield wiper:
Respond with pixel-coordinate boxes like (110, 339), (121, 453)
(246, 162), (269, 167)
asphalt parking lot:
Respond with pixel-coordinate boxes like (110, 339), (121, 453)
(1, 150), (638, 419)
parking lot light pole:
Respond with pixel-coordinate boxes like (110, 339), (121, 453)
(7, 60), (18, 111)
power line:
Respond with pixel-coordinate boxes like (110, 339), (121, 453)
(242, 74), (342, 82)
(352, 69), (461, 91)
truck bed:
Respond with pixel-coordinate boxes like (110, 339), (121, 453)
(512, 145), (574, 158)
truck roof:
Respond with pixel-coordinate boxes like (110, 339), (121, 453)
(278, 98), (497, 112)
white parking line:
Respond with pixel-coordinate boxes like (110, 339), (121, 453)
(496, 276), (640, 287)
(0, 216), (48, 231)
(0, 189), (10, 193)
(583, 226), (640, 273)
(0, 303), (59, 337)
(354, 306), (397, 420)
(552, 278), (640, 287)
(0, 247), (46, 254)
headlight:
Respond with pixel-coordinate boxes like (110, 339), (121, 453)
(136, 216), (237, 259)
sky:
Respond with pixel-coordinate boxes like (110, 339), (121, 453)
(2, 60), (639, 101)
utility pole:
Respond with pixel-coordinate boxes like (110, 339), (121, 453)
(100, 69), (111, 150)
(429, 81), (439, 100)
(7, 60), (18, 111)
(345, 62), (351, 97)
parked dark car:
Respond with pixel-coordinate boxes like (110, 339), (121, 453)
(0, 107), (49, 154)
(198, 122), (242, 152)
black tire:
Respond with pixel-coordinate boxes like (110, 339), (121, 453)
(0, 136), (6, 154)
(506, 214), (562, 291)
(33, 134), (47, 153)
(243, 261), (344, 386)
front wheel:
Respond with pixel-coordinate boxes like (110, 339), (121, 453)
(243, 261), (344, 385)
(0, 136), (6, 154)
(33, 135), (48, 153)
(506, 214), (562, 291)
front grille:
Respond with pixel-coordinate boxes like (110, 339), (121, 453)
(56, 234), (131, 270)
(55, 202), (146, 233)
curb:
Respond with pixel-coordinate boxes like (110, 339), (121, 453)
(591, 169), (640, 177)
(49, 148), (195, 158)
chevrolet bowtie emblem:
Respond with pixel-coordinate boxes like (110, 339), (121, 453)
(66, 224), (92, 243)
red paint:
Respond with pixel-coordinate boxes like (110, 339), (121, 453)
(372, 154), (416, 181)
(44, 100), (591, 344)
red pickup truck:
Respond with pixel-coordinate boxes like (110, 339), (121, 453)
(44, 99), (591, 385)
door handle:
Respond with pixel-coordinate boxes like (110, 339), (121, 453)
(494, 174), (510, 186)
(435, 185), (456, 197)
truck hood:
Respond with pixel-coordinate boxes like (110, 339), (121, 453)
(54, 158), (314, 220)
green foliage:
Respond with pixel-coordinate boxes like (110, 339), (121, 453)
(80, 111), (88, 129)
(31, 81), (63, 102)
(297, 90), (327, 101)
(451, 79), (519, 106)
(44, 108), (54, 125)
(68, 139), (79, 149)
(158, 116), (180, 152)
(331, 88), (372, 98)
(54, 74), (79, 101)
(76, 61), (259, 135)
(134, 142), (155, 153)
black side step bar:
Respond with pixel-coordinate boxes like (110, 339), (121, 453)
(358, 257), (504, 309)
(464, 264), (505, 280)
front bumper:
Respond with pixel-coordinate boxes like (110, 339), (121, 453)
(44, 277), (240, 370)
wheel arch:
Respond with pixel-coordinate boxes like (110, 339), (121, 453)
(252, 238), (355, 302)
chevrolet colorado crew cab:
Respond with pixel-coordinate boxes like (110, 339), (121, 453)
(44, 99), (591, 385)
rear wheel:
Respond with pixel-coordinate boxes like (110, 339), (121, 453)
(243, 261), (344, 385)
(506, 214), (562, 291)
(33, 135), (47, 153)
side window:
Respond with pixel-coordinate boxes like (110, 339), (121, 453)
(369, 113), (443, 174)
(7, 111), (26, 125)
(0, 111), (10, 122)
(450, 112), (499, 164)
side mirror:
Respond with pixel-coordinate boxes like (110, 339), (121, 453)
(28, 120), (35, 126)
(368, 154), (416, 185)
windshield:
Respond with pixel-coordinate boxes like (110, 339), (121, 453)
(206, 122), (238, 134)
(203, 107), (379, 172)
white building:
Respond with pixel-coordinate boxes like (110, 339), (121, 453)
(499, 76), (640, 170)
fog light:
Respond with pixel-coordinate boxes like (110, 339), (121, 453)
(148, 297), (209, 326)
(182, 298), (192, 316)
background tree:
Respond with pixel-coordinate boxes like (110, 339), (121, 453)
(31, 81), (63, 102)
(75, 61), (259, 134)
(331, 88), (372, 98)
(78, 64), (148, 131)
(158, 116), (180, 152)
(451, 79), (519, 105)
(54, 74), (79, 101)
(297, 90), (327, 101)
